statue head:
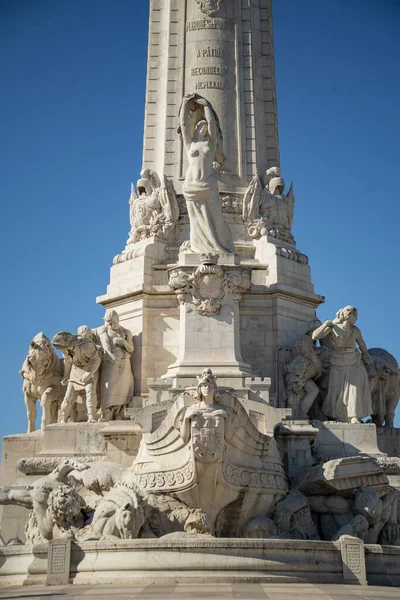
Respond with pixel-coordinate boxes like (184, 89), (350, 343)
(47, 484), (82, 529)
(136, 177), (152, 197)
(194, 119), (209, 141)
(30, 332), (51, 349)
(104, 309), (120, 330)
(52, 331), (81, 350)
(334, 305), (358, 325)
(77, 325), (94, 340)
(196, 368), (218, 404)
(27, 333), (52, 369)
(266, 166), (285, 195)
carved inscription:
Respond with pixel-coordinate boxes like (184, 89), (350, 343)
(186, 18), (234, 31)
(51, 544), (67, 575)
(192, 66), (226, 76)
(196, 80), (224, 90)
(346, 544), (362, 573)
(196, 46), (224, 59)
(190, 46), (233, 91)
(185, 13), (238, 173)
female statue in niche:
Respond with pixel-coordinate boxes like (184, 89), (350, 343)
(312, 306), (373, 423)
(178, 93), (234, 254)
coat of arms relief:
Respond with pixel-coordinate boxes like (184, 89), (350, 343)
(194, 0), (224, 16)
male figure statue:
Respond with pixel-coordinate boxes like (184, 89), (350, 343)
(52, 331), (102, 423)
(97, 309), (134, 421)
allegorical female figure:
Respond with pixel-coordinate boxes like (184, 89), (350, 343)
(98, 309), (134, 421)
(178, 93), (233, 254)
(312, 306), (372, 423)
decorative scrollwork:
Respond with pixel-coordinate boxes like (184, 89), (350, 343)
(138, 460), (195, 492)
(168, 256), (250, 315)
(222, 459), (288, 492)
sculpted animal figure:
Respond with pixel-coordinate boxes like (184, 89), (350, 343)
(368, 348), (400, 428)
(20, 333), (64, 432)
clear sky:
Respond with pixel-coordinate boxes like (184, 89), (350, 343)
(0, 0), (399, 443)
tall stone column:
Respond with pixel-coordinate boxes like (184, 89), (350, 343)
(143, 0), (279, 194)
(98, 0), (324, 404)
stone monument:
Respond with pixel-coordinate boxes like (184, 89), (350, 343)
(1, 0), (400, 588)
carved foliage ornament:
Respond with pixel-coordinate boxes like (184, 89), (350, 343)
(194, 0), (224, 16)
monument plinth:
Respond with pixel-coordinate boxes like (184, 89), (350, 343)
(1, 0), (399, 590)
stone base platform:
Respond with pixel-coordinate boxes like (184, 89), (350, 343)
(1, 583), (400, 600)
(1, 538), (400, 588)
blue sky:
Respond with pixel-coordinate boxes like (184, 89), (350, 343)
(0, 0), (399, 442)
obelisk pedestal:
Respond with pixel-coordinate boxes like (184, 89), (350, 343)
(164, 253), (253, 388)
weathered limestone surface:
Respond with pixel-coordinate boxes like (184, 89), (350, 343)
(1, 0), (400, 590)
(143, 0), (279, 193)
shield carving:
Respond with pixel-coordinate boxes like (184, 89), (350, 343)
(194, 0), (224, 16)
(191, 411), (225, 463)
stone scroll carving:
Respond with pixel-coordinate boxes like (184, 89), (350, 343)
(127, 170), (179, 245)
(243, 167), (295, 243)
(169, 254), (250, 316)
(179, 93), (234, 254)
